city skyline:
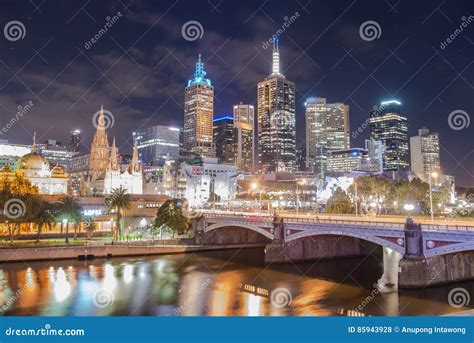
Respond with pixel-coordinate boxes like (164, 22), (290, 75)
(0, 1), (472, 185)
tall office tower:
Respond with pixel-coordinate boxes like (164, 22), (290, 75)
(233, 103), (255, 172)
(89, 105), (110, 176)
(305, 97), (350, 178)
(68, 129), (81, 153)
(257, 39), (296, 172)
(410, 128), (440, 179)
(213, 115), (234, 164)
(183, 54), (215, 157)
(132, 125), (180, 166)
(369, 100), (409, 172)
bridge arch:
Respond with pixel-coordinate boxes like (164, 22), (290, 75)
(424, 241), (474, 258)
(204, 223), (274, 240)
(285, 230), (405, 255)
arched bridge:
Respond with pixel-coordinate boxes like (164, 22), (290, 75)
(199, 213), (474, 258)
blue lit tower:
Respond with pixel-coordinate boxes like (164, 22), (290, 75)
(369, 100), (409, 172)
(184, 54), (215, 157)
(257, 39), (296, 172)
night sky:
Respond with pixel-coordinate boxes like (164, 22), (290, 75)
(0, 0), (472, 185)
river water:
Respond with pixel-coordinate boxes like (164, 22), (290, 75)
(0, 248), (472, 316)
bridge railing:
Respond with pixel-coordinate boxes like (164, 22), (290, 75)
(202, 213), (474, 232)
(282, 217), (405, 230)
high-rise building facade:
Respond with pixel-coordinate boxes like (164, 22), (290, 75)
(410, 128), (440, 179)
(257, 39), (296, 172)
(305, 97), (350, 178)
(183, 54), (214, 157)
(369, 100), (409, 172)
(132, 125), (180, 166)
(213, 115), (234, 164)
(68, 129), (81, 153)
(233, 103), (255, 172)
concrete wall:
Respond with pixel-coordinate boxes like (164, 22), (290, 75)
(265, 235), (380, 263)
(0, 243), (266, 263)
(399, 251), (474, 287)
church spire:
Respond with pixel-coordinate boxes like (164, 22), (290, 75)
(108, 137), (118, 171)
(271, 38), (281, 76)
(130, 142), (140, 173)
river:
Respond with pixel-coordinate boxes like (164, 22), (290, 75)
(0, 248), (472, 316)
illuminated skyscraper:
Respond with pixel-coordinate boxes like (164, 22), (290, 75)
(132, 125), (180, 166)
(369, 100), (409, 172)
(68, 129), (81, 153)
(257, 39), (296, 172)
(305, 97), (350, 178)
(410, 128), (440, 179)
(213, 115), (234, 164)
(233, 103), (255, 172)
(184, 54), (214, 157)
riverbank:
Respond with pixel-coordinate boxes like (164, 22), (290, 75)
(0, 242), (267, 263)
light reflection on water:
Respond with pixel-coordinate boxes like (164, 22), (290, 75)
(0, 248), (472, 316)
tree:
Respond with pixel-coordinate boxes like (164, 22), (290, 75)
(325, 187), (354, 214)
(105, 187), (131, 240)
(153, 199), (189, 238)
(56, 195), (82, 244)
(31, 198), (56, 243)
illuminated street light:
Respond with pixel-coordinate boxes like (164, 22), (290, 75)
(403, 204), (415, 217)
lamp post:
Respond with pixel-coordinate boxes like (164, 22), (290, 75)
(428, 172), (438, 222)
(353, 178), (359, 217)
(404, 203), (414, 218)
(251, 182), (262, 211)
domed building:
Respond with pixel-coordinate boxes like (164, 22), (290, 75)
(0, 135), (68, 195)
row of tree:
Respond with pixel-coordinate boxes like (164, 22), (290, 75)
(326, 176), (452, 215)
(0, 173), (133, 243)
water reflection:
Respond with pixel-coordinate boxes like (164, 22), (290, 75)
(0, 249), (472, 316)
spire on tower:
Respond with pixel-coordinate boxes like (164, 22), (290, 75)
(32, 132), (37, 153)
(130, 142), (140, 173)
(271, 37), (281, 76)
(108, 137), (118, 171)
(188, 54), (211, 87)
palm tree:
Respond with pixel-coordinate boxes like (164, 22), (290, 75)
(106, 187), (131, 240)
(32, 200), (56, 243)
(56, 195), (82, 244)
